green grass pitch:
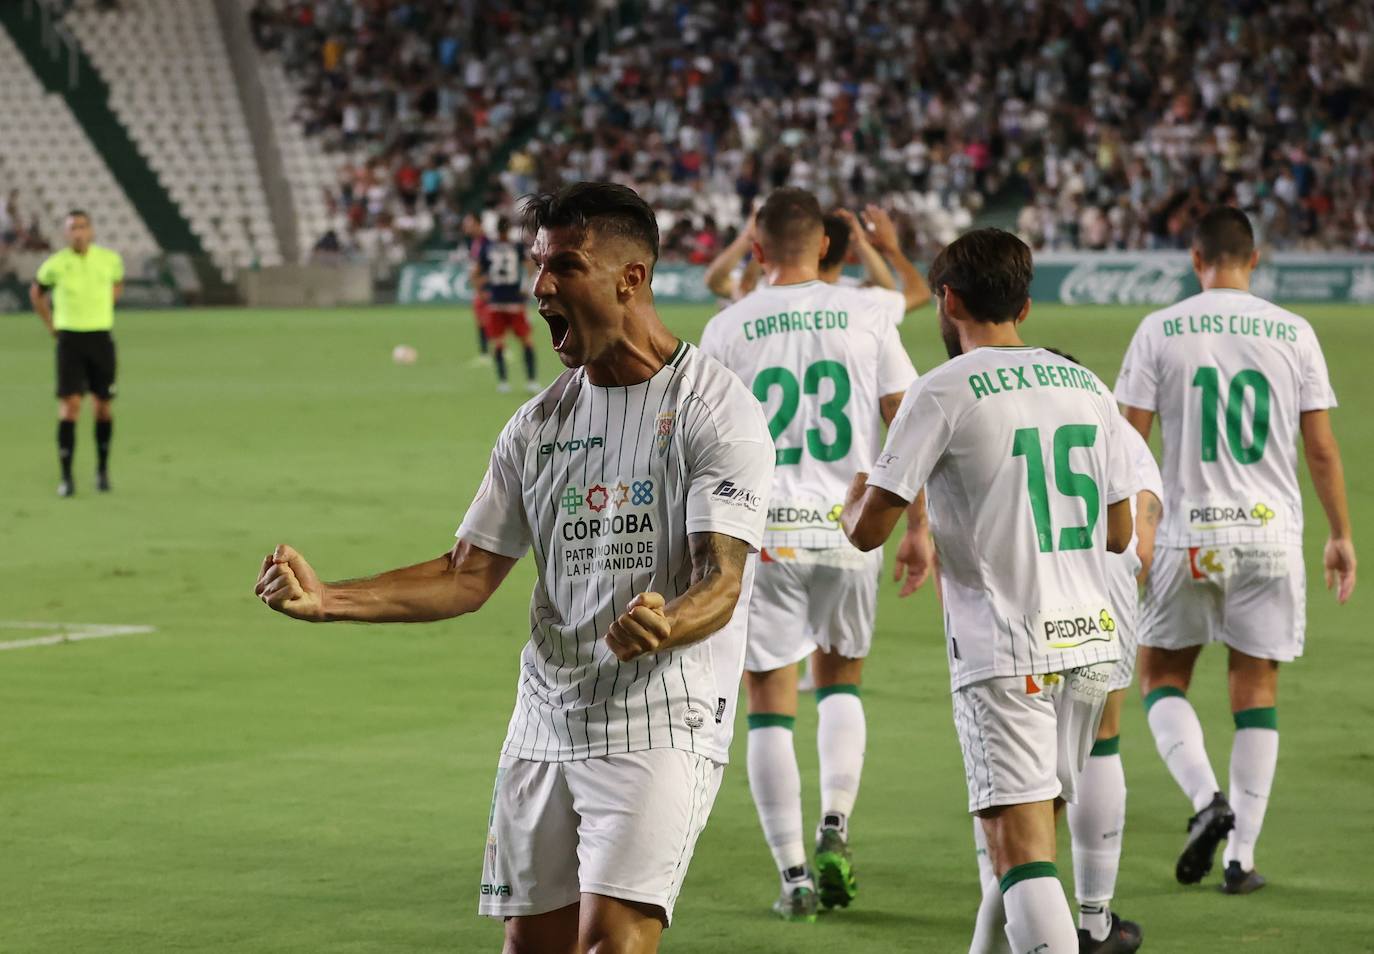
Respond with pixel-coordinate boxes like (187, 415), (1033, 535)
(2, 302), (1371, 953)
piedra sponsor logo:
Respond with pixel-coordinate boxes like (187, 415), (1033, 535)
(1059, 261), (1192, 305)
(767, 505), (840, 530)
(1188, 500), (1275, 531)
(1042, 608), (1116, 649)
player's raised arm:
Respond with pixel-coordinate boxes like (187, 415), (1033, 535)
(1300, 409), (1357, 603)
(834, 208), (896, 290)
(703, 212), (757, 299)
(862, 204), (932, 312)
(254, 540), (518, 623)
(604, 532), (753, 661)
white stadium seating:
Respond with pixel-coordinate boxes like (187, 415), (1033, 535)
(0, 28), (158, 262)
(66, 0), (282, 276)
(251, 48), (344, 262)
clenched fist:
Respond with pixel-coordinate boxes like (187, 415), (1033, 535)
(254, 544), (327, 621)
(605, 591), (670, 661)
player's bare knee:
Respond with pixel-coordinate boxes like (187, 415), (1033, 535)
(744, 666), (798, 714)
(58, 397), (81, 420)
(1138, 646), (1197, 695)
(580, 898), (664, 954)
(503, 907), (578, 954)
(811, 649), (863, 687)
(1228, 649), (1279, 710)
(1097, 689), (1125, 739)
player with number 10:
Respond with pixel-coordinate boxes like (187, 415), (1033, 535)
(1115, 207), (1356, 895)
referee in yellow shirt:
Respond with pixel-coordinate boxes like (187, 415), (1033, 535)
(29, 210), (124, 497)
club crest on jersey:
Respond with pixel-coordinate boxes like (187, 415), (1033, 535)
(655, 411), (675, 457)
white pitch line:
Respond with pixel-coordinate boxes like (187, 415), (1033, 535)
(0, 621), (156, 651)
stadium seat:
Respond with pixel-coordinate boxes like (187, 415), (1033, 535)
(65, 0), (282, 275)
(0, 28), (159, 263)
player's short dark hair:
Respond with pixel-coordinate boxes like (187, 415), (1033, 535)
(1193, 206), (1254, 265)
(756, 188), (824, 261)
(819, 213), (850, 270)
(928, 228), (1032, 324)
(520, 181), (659, 267)
(67, 209), (91, 223)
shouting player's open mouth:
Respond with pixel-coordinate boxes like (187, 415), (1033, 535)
(539, 307), (572, 354)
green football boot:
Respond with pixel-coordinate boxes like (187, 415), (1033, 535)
(772, 881), (819, 922)
(815, 825), (858, 909)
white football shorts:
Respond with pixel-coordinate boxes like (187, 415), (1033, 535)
(1139, 544), (1306, 661)
(744, 546), (881, 673)
(952, 663), (1112, 813)
(479, 749), (722, 923)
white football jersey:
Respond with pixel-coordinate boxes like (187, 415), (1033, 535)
(458, 342), (774, 763)
(699, 280), (916, 548)
(869, 346), (1142, 689)
(1115, 288), (1336, 547)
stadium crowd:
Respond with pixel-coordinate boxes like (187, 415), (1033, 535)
(247, 0), (610, 255)
(258, 0), (1374, 259)
(0, 190), (54, 256)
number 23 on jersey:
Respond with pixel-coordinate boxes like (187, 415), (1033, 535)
(752, 362), (852, 466)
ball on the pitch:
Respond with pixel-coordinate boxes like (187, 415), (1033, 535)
(392, 344), (418, 365)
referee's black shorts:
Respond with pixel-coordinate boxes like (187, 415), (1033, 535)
(55, 330), (117, 400)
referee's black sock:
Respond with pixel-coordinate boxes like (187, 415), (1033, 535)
(95, 419), (113, 475)
(57, 420), (75, 481)
(523, 343), (536, 380)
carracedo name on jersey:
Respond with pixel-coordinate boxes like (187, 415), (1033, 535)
(766, 502), (843, 532)
(743, 309), (849, 341)
(1188, 500), (1276, 532)
(559, 478), (657, 577)
(1036, 607), (1117, 651)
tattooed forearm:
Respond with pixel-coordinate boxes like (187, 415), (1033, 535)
(661, 532), (751, 648)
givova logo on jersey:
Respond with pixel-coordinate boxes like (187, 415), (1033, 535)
(1036, 606), (1117, 650)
